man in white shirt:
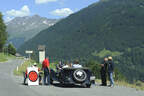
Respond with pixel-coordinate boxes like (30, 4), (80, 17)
(72, 60), (82, 68)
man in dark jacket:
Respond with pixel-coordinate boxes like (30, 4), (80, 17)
(100, 58), (108, 86)
(108, 56), (114, 87)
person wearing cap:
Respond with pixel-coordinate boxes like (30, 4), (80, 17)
(42, 57), (50, 85)
(100, 58), (108, 86)
(108, 56), (114, 87)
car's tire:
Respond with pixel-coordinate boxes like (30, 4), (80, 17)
(73, 69), (87, 82)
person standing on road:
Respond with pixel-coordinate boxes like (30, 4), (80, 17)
(42, 57), (50, 85)
(108, 56), (114, 87)
(100, 58), (108, 86)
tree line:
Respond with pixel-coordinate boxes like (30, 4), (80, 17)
(0, 12), (16, 55)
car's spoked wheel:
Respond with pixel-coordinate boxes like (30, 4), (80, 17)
(73, 69), (87, 82)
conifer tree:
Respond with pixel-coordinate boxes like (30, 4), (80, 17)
(0, 12), (7, 52)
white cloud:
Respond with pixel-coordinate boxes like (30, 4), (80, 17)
(6, 5), (30, 17)
(35, 0), (57, 4)
(5, 17), (13, 22)
(50, 8), (74, 17)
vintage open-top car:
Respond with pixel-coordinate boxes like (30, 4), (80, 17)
(50, 67), (95, 88)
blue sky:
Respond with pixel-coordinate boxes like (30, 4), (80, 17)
(0, 0), (99, 22)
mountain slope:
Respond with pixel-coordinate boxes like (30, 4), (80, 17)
(18, 0), (144, 81)
(6, 15), (58, 48)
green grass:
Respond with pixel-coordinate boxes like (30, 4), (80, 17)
(0, 53), (7, 62)
(0, 53), (15, 62)
(115, 80), (144, 91)
(92, 48), (123, 58)
(96, 79), (144, 91)
(13, 59), (37, 76)
(50, 63), (57, 71)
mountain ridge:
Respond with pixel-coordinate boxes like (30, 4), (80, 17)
(6, 15), (59, 48)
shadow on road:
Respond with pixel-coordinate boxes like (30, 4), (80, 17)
(52, 83), (87, 88)
(53, 83), (85, 88)
(19, 83), (28, 86)
(19, 82), (92, 88)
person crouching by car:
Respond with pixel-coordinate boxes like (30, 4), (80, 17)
(108, 56), (115, 87)
(100, 58), (108, 86)
(42, 57), (50, 85)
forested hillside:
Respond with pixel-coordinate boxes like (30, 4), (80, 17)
(18, 0), (144, 82)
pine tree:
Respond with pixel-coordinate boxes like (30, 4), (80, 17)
(0, 12), (7, 52)
(8, 43), (16, 55)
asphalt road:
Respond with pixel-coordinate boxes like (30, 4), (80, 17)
(0, 59), (144, 96)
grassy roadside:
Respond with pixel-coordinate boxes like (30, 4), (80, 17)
(115, 80), (144, 91)
(13, 59), (57, 76)
(13, 59), (36, 76)
(96, 79), (144, 91)
(0, 53), (16, 62)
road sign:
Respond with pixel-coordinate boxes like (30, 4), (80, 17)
(27, 67), (39, 86)
(25, 50), (33, 59)
(25, 50), (33, 54)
